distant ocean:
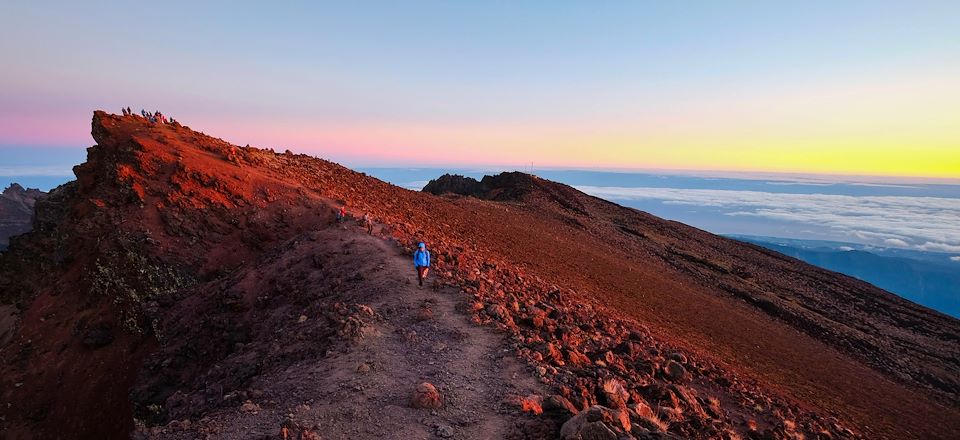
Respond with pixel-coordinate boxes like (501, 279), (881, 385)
(0, 146), (86, 191)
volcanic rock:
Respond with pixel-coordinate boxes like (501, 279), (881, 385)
(542, 394), (580, 420)
(410, 382), (443, 409)
(505, 393), (544, 415)
(663, 360), (686, 382)
(600, 378), (629, 409)
(560, 405), (631, 440)
(629, 400), (668, 433)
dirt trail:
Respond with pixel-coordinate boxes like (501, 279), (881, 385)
(143, 224), (545, 439)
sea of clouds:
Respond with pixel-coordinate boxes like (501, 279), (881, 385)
(575, 186), (960, 253)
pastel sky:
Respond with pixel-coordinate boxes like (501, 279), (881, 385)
(1, 1), (958, 178)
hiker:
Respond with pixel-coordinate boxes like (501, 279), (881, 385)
(413, 242), (430, 287)
(336, 206), (346, 223)
(363, 212), (373, 234)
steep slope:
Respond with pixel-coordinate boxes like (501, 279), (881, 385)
(419, 174), (960, 438)
(732, 237), (960, 318)
(0, 113), (957, 440)
(424, 173), (960, 403)
(0, 183), (45, 250)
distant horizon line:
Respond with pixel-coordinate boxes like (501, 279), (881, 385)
(357, 165), (960, 185)
(2, 147), (958, 186)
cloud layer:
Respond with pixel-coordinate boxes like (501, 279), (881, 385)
(0, 165), (74, 177)
(576, 185), (960, 252)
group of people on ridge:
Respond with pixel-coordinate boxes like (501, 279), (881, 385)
(336, 205), (431, 287)
(121, 106), (177, 125)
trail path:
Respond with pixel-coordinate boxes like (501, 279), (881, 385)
(152, 225), (545, 439)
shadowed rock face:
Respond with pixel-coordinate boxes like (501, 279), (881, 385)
(0, 112), (957, 440)
(423, 172), (592, 215)
(421, 174), (487, 197)
(423, 172), (541, 201)
(0, 184), (45, 250)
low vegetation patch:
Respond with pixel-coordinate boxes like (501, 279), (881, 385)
(90, 248), (194, 336)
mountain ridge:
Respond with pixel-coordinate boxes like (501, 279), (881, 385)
(0, 112), (957, 439)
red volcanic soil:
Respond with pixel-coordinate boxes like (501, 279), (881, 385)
(1, 112), (957, 439)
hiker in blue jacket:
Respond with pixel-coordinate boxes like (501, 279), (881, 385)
(413, 242), (431, 287)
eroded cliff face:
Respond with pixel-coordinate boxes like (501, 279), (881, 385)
(0, 112), (334, 438)
(0, 111), (957, 440)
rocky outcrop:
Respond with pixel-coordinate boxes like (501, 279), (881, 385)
(0, 183), (45, 250)
(421, 174), (488, 198)
(422, 172), (546, 201)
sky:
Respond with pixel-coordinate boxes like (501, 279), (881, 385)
(1, 1), (959, 179)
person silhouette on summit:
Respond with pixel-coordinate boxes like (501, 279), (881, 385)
(413, 242), (431, 287)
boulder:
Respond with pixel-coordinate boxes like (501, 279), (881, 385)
(410, 382), (443, 409)
(486, 303), (512, 323)
(614, 341), (642, 359)
(705, 397), (724, 419)
(629, 400), (668, 432)
(566, 349), (592, 367)
(670, 384), (708, 420)
(600, 378), (630, 409)
(663, 360), (686, 381)
(560, 405), (632, 440)
(539, 342), (564, 363)
(543, 394), (580, 420)
(505, 393), (544, 415)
